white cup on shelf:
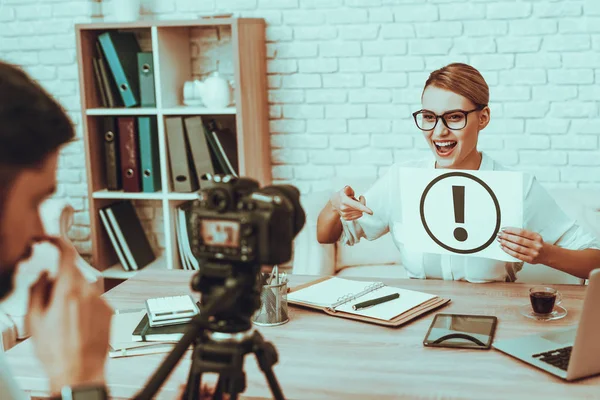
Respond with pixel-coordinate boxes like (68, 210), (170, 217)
(112, 0), (141, 22)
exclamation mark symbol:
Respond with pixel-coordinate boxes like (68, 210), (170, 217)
(453, 185), (468, 242)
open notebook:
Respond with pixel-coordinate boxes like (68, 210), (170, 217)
(288, 277), (450, 327)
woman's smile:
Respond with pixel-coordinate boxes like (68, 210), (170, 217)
(433, 140), (457, 156)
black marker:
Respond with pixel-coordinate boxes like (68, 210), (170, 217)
(352, 293), (400, 311)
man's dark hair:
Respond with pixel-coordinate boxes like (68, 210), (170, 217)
(0, 60), (75, 169)
(0, 61), (75, 205)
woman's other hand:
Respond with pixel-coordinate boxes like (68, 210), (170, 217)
(330, 185), (373, 221)
(497, 227), (548, 264)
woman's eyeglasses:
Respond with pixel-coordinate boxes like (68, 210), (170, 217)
(412, 105), (486, 131)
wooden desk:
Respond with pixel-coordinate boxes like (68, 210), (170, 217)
(5, 269), (600, 399)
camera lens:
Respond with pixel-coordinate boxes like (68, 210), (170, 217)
(260, 185), (306, 236)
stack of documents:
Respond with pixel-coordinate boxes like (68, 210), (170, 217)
(109, 310), (175, 358)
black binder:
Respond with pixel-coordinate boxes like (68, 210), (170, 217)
(103, 117), (121, 190)
(103, 201), (156, 271)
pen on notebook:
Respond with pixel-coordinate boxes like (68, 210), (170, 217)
(352, 293), (400, 311)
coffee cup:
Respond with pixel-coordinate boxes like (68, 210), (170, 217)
(529, 286), (562, 315)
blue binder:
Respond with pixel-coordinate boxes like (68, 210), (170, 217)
(98, 31), (141, 108)
(138, 116), (161, 192)
(138, 52), (156, 107)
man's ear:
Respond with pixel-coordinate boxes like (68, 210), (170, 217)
(479, 106), (491, 130)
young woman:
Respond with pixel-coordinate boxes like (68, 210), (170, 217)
(317, 63), (600, 282)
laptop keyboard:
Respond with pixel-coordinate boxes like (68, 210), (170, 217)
(532, 346), (572, 371)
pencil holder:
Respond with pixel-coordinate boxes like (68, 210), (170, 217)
(252, 281), (289, 327)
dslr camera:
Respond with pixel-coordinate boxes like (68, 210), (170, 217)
(185, 175), (305, 332)
(187, 175), (305, 266)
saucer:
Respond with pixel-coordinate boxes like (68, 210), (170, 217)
(519, 304), (567, 321)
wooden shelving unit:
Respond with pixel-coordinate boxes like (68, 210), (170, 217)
(75, 18), (271, 278)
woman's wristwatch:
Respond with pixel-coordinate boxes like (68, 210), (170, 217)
(57, 384), (109, 400)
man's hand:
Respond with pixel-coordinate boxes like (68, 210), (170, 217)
(330, 185), (373, 221)
(497, 227), (548, 264)
(25, 236), (113, 395)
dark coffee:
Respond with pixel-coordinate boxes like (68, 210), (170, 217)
(530, 291), (556, 314)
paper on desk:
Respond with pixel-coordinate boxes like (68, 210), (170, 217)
(336, 286), (436, 321)
(399, 168), (523, 262)
(109, 310), (174, 358)
(287, 277), (381, 308)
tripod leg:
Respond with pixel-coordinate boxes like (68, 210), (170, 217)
(213, 371), (245, 400)
(212, 376), (224, 400)
(185, 369), (202, 400)
(251, 333), (285, 400)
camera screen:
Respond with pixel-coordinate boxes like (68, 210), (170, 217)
(200, 219), (240, 248)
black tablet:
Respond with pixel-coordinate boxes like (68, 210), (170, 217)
(423, 313), (498, 350)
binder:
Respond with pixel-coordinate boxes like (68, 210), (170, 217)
(288, 277), (451, 327)
(202, 120), (229, 175)
(137, 52), (156, 107)
(103, 117), (121, 190)
(92, 57), (108, 107)
(98, 208), (130, 271)
(183, 116), (215, 187)
(95, 41), (119, 108)
(177, 205), (198, 271)
(209, 123), (238, 177)
(104, 201), (156, 271)
(118, 117), (141, 192)
(174, 207), (189, 270)
(165, 117), (197, 192)
(98, 31), (141, 108)
(138, 116), (161, 193)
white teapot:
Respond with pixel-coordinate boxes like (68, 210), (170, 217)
(195, 72), (232, 109)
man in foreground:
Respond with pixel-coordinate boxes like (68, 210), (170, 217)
(0, 60), (113, 399)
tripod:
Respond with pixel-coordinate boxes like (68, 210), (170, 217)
(184, 329), (284, 400)
(133, 279), (286, 400)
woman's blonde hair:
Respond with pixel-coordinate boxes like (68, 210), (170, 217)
(423, 63), (489, 107)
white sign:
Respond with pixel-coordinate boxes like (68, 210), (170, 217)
(399, 168), (523, 262)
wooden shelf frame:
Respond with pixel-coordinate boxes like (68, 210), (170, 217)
(75, 18), (271, 275)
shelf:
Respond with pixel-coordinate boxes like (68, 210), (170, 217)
(86, 108), (158, 116)
(91, 191), (202, 201)
(168, 193), (201, 201)
(86, 107), (236, 116)
(92, 190), (164, 200)
(76, 18), (244, 31)
(79, 18), (271, 273)
(101, 255), (167, 280)
(161, 106), (236, 115)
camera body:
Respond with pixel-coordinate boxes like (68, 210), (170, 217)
(187, 175), (303, 266)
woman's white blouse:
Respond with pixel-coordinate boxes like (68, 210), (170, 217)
(341, 152), (600, 282)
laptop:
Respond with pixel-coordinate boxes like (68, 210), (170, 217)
(493, 268), (600, 381)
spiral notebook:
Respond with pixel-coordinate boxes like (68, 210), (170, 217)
(288, 277), (450, 327)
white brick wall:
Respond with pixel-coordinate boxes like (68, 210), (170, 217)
(1, 0), (600, 259)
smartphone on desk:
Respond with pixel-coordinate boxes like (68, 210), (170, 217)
(423, 313), (498, 350)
